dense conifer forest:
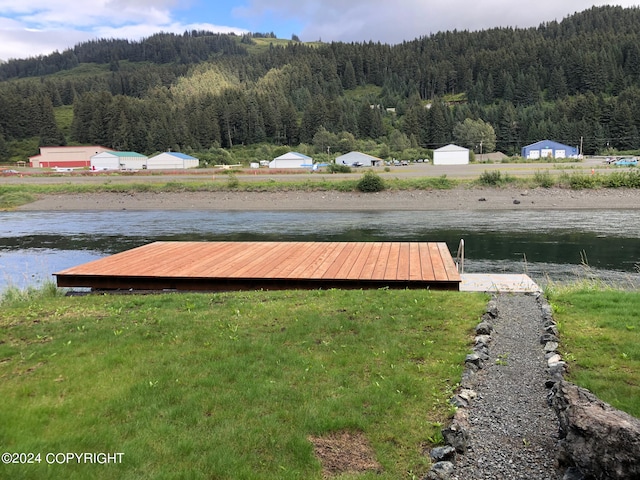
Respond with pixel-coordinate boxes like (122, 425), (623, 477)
(1, 5), (640, 163)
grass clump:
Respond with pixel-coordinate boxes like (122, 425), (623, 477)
(562, 171), (599, 189)
(392, 175), (455, 191)
(546, 285), (640, 418)
(601, 170), (640, 188)
(476, 170), (516, 186)
(532, 170), (555, 188)
(356, 171), (386, 192)
(0, 288), (487, 479)
(327, 163), (352, 173)
(0, 191), (36, 209)
(0, 281), (61, 305)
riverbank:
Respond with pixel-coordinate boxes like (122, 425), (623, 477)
(14, 186), (640, 211)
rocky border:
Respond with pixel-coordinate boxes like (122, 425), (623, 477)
(425, 293), (640, 480)
(424, 297), (499, 479)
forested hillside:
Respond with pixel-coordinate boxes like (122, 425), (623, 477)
(1, 5), (640, 163)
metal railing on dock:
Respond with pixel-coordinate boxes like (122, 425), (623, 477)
(455, 239), (464, 273)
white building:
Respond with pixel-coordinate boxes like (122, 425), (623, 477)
(147, 152), (199, 170)
(268, 152), (312, 169)
(91, 151), (148, 171)
(433, 144), (470, 165)
(335, 151), (383, 167)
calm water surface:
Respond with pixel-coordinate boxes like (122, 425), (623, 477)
(1, 209), (639, 290)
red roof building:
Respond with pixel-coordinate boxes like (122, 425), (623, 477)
(29, 146), (114, 168)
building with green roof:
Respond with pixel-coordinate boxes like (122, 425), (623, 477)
(90, 151), (148, 171)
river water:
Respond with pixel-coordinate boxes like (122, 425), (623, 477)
(1, 209), (639, 290)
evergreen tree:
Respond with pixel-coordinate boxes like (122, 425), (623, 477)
(342, 60), (357, 89)
(300, 96), (328, 143)
(426, 99), (451, 147)
(36, 96), (66, 146)
(0, 132), (8, 161)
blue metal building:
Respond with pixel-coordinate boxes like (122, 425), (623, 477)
(521, 140), (579, 160)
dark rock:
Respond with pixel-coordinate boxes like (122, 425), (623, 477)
(442, 410), (470, 453)
(478, 197), (487, 202)
(549, 380), (640, 479)
(465, 353), (483, 370)
(473, 346), (489, 361)
(548, 361), (567, 379)
(425, 461), (454, 479)
(450, 395), (469, 408)
(540, 304), (554, 320)
(459, 371), (474, 389)
(544, 324), (559, 336)
(513, 199), (521, 204)
(475, 322), (493, 335)
(562, 466), (586, 480)
(430, 445), (456, 462)
(486, 300), (498, 318)
(540, 333), (559, 344)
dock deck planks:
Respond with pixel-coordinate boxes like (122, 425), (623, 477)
(54, 241), (461, 291)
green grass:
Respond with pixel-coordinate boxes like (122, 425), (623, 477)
(0, 288), (487, 479)
(0, 175), (460, 208)
(53, 105), (75, 137)
(0, 191), (36, 210)
(546, 285), (640, 417)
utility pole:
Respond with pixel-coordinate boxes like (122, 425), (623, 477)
(580, 136), (583, 158)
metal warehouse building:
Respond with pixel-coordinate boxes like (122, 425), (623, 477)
(90, 151), (148, 171)
(335, 151), (383, 167)
(433, 144), (470, 165)
(521, 140), (579, 160)
(147, 152), (199, 170)
(268, 152), (312, 169)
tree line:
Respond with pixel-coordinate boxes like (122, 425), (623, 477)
(1, 5), (640, 162)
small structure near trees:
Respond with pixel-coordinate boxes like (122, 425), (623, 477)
(433, 144), (470, 165)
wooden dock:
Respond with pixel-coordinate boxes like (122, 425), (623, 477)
(54, 241), (461, 291)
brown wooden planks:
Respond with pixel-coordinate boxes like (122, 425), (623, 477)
(55, 241), (461, 291)
(438, 242), (461, 281)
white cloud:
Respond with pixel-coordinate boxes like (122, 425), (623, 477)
(240, 0), (640, 43)
(0, 0), (247, 61)
(2, 0), (640, 62)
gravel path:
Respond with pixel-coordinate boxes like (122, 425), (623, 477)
(451, 293), (562, 480)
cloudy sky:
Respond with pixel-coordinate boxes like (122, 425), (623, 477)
(1, 0), (638, 62)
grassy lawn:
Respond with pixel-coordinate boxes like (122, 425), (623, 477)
(547, 286), (640, 418)
(0, 288), (487, 479)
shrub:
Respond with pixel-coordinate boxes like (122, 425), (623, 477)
(533, 170), (554, 188)
(477, 170), (514, 186)
(356, 171), (386, 192)
(327, 163), (352, 173)
(602, 170), (640, 188)
(568, 172), (598, 189)
(226, 174), (240, 189)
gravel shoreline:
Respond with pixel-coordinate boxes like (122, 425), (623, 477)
(14, 187), (640, 211)
(451, 293), (562, 480)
